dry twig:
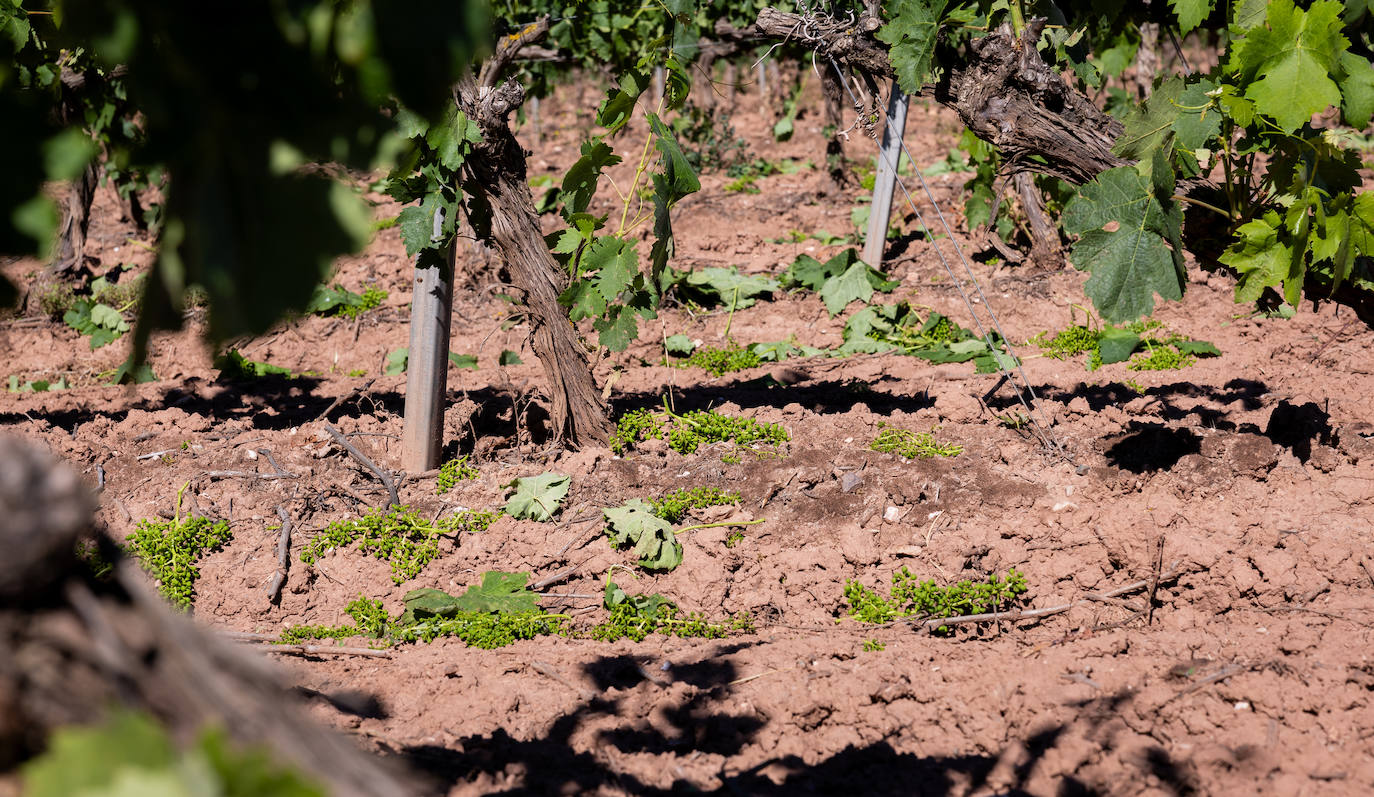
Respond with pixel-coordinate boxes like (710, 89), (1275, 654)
(325, 423), (398, 508)
(266, 504), (292, 605)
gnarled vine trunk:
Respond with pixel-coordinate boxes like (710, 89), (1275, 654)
(457, 76), (613, 448)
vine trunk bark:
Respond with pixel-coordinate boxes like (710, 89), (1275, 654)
(458, 78), (613, 448)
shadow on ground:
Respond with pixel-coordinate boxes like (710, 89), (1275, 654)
(389, 653), (1195, 796)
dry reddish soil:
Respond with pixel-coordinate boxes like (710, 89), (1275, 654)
(4, 74), (1374, 796)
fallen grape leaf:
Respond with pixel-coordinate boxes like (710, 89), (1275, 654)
(503, 472), (571, 522)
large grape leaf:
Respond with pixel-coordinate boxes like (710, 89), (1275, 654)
(604, 499), (682, 571)
(819, 261), (877, 316)
(1170, 0), (1216, 33)
(1229, 0), (1347, 133)
(1219, 214), (1295, 303)
(560, 141), (622, 215)
(502, 472), (570, 522)
(876, 0), (951, 96)
(1338, 50), (1374, 128)
(1062, 167), (1185, 322)
(451, 571), (541, 614)
(585, 236), (638, 303)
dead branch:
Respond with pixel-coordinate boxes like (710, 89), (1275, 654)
(266, 504), (292, 605)
(324, 423), (399, 509)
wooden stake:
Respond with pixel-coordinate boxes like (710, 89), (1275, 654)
(863, 81), (909, 269)
(401, 208), (455, 472)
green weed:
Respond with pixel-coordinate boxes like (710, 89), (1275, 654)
(862, 638), (886, 652)
(677, 341), (762, 376)
(650, 486), (740, 524)
(870, 427), (963, 459)
(280, 597), (390, 643)
(844, 567), (1029, 634)
(300, 506), (498, 584)
(124, 491), (232, 610)
(1128, 344), (1193, 371)
(436, 455), (479, 494)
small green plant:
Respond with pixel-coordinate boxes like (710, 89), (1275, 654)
(393, 572), (569, 648)
(1122, 378), (1146, 393)
(588, 579), (748, 642)
(862, 638), (886, 652)
(1034, 311), (1218, 372)
(611, 408), (665, 455)
(724, 528), (745, 548)
(677, 341), (761, 376)
(672, 103), (747, 173)
(64, 298), (130, 349)
(436, 455), (479, 494)
(347, 368), (367, 377)
(724, 174), (760, 193)
(1128, 343), (1193, 371)
(844, 567), (1029, 634)
(300, 506), (497, 584)
(37, 282), (77, 318)
(870, 427), (963, 459)
(649, 486), (740, 524)
(214, 348), (294, 380)
(996, 411), (1029, 430)
(124, 484), (233, 610)
(306, 283), (387, 319)
(611, 405), (792, 459)
(7, 374), (69, 392)
(281, 596), (390, 643)
(666, 408), (789, 456)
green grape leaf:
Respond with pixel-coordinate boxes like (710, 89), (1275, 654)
(559, 279), (608, 322)
(598, 70), (650, 133)
(1113, 78), (1186, 161)
(397, 204), (434, 257)
(503, 472), (570, 522)
(663, 334), (695, 355)
(385, 347), (409, 375)
(21, 712), (177, 797)
(750, 340), (801, 362)
(1097, 327), (1143, 364)
(1062, 167), (1185, 322)
(1229, 0), (1347, 133)
(1169, 0), (1216, 33)
(585, 236), (639, 302)
(678, 267), (778, 309)
(1176, 339), (1221, 356)
(499, 349), (523, 365)
(447, 351), (478, 370)
(1338, 50), (1374, 128)
(561, 141), (621, 215)
(1173, 78), (1223, 151)
(593, 297), (656, 352)
(399, 587), (461, 623)
(604, 499), (682, 571)
(111, 358), (158, 385)
(819, 260), (877, 316)
(876, 0), (952, 96)
(450, 571), (540, 614)
(425, 106), (481, 172)
(648, 113), (700, 200)
(1220, 215), (1297, 303)
(780, 253), (834, 291)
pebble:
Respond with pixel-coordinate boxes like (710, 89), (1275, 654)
(840, 472), (864, 493)
(883, 506), (901, 523)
